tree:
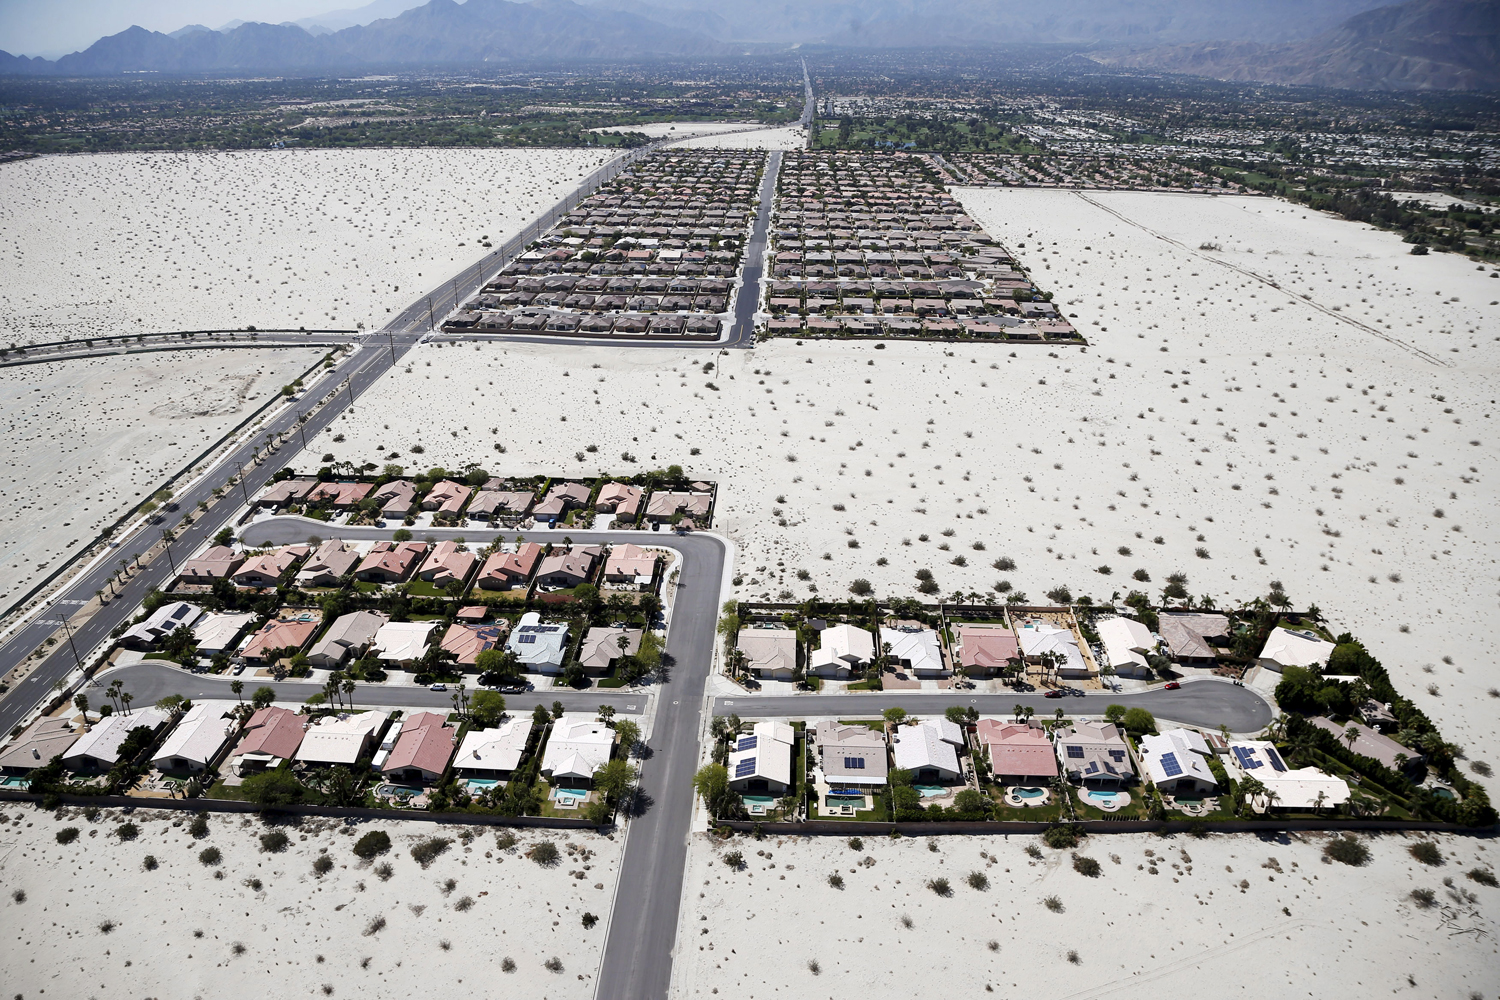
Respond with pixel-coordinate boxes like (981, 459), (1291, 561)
(1104, 704), (1126, 725)
(693, 763), (731, 818)
(392, 528), (413, 542)
(1343, 725), (1361, 753)
(594, 758), (638, 807)
(883, 707), (907, 726)
(73, 694), (89, 715)
(461, 687), (503, 726)
(242, 768), (307, 806)
(532, 704), (551, 727)
(614, 720), (641, 757)
(1013, 703), (1025, 724)
(251, 686), (276, 710)
(230, 680), (244, 704)
(1120, 707), (1156, 735)
(476, 648), (521, 687)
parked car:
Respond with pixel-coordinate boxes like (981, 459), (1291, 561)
(1164, 681), (1181, 690)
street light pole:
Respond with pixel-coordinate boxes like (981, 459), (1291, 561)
(386, 328), (396, 365)
(160, 530), (177, 574)
(233, 462), (250, 504)
(297, 415), (308, 450)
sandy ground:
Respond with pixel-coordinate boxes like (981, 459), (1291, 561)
(0, 802), (619, 1000)
(665, 127), (807, 150)
(594, 122), (765, 138)
(323, 190), (1499, 772)
(0, 148), (612, 345)
(670, 829), (1500, 1000)
(0, 349), (319, 609)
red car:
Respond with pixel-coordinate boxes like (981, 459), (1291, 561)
(1163, 681), (1181, 690)
(1044, 689), (1064, 698)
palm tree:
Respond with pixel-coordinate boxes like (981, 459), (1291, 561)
(1343, 726), (1361, 753)
(341, 677), (356, 708)
(1312, 789), (1328, 815)
(1013, 703), (1024, 724)
(230, 679), (244, 704)
(1023, 706), (1035, 725)
(120, 691), (134, 715)
(1054, 707), (1064, 725)
(1237, 775), (1267, 816)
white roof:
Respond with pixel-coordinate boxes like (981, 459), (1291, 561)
(372, 621), (436, 662)
(64, 707), (169, 766)
(879, 627), (944, 674)
(891, 720), (961, 777)
(811, 623), (874, 668)
(1016, 623), (1088, 673)
(507, 611), (569, 667)
(1259, 627), (1336, 668)
(1138, 729), (1215, 787)
(1096, 616), (1154, 670)
(151, 701), (238, 769)
(453, 718), (533, 773)
(121, 601), (202, 646)
(295, 710), (389, 764)
(310, 610), (388, 661)
(1228, 740), (1351, 809)
(191, 612), (256, 654)
(728, 721), (795, 788)
(540, 715), (614, 779)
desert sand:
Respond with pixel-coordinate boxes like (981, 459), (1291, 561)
(666, 127), (807, 150)
(670, 828), (1500, 1000)
(0, 349), (320, 611)
(0, 148), (612, 345)
(0, 802), (620, 1000)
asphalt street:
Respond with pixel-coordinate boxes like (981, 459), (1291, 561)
(727, 149), (782, 346)
(0, 332), (355, 369)
(713, 679), (1274, 734)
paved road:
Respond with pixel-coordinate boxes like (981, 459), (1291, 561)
(727, 149), (782, 347)
(0, 331), (355, 369)
(712, 680), (1274, 734)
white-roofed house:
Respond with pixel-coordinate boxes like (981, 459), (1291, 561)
(809, 623), (875, 679)
(813, 721), (888, 787)
(191, 611), (256, 657)
(1016, 621), (1091, 680)
(890, 719), (961, 784)
(1228, 740), (1350, 811)
(151, 701), (238, 773)
(879, 626), (945, 677)
(727, 721), (795, 796)
(1138, 729), (1218, 796)
(1095, 616), (1156, 679)
(1258, 627), (1337, 673)
(63, 708), (170, 771)
(539, 714), (615, 787)
(506, 612), (569, 674)
(119, 601), (203, 651)
(372, 620), (437, 666)
(295, 711), (389, 765)
(453, 719), (534, 779)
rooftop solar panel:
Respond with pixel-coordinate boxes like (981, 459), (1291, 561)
(1160, 751), (1183, 777)
(736, 736), (757, 752)
(1266, 747), (1288, 772)
(518, 634), (536, 644)
(734, 757), (756, 777)
(1066, 745), (1085, 758)
(843, 757), (866, 769)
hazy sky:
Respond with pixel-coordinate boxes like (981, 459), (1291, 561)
(0, 0), (344, 56)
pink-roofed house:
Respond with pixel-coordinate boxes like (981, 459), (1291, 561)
(255, 478), (316, 509)
(536, 545), (601, 589)
(231, 545), (307, 588)
(602, 543), (658, 589)
(531, 481), (592, 522)
(440, 622), (509, 667)
(644, 491), (712, 525)
(305, 481), (374, 509)
(355, 541), (427, 583)
(418, 541), (478, 586)
(975, 719), (1060, 785)
(476, 543), (543, 590)
(954, 624), (1023, 678)
(382, 711), (457, 783)
(240, 618), (320, 664)
(421, 480), (473, 516)
(594, 482), (643, 519)
(178, 545), (244, 585)
(228, 706), (306, 772)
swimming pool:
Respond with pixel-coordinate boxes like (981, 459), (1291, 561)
(465, 778), (501, 791)
(1013, 787), (1046, 799)
(825, 794), (866, 808)
(0, 776), (29, 789)
(915, 785), (948, 798)
(1085, 789), (1122, 806)
(1432, 787), (1456, 800)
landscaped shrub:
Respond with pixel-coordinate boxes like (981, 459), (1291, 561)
(410, 837), (452, 868)
(1323, 835), (1371, 867)
(1072, 854), (1102, 878)
(56, 827), (80, 844)
(259, 830), (291, 853)
(352, 830), (391, 859)
(1409, 842), (1444, 866)
(1042, 825), (1081, 850)
(528, 841), (560, 866)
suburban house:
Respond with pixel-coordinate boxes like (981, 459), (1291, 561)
(879, 626), (945, 677)
(1138, 729), (1218, 796)
(255, 478), (316, 509)
(355, 541), (427, 583)
(738, 627), (799, 681)
(381, 711), (457, 784)
(601, 543), (658, 588)
(578, 626), (643, 673)
(953, 623), (1020, 678)
(418, 540), (478, 586)
(536, 545), (601, 588)
(177, 545), (243, 585)
(119, 601), (203, 650)
(595, 482), (644, 519)
(1227, 740), (1350, 811)
(63, 708), (169, 770)
(0, 717), (81, 773)
(296, 711), (389, 765)
(372, 621), (437, 666)
(1258, 627), (1337, 672)
(440, 622), (508, 667)
(467, 490), (533, 520)
(373, 480), (419, 519)
(644, 490), (711, 525)
(307, 610), (388, 668)
(809, 623), (875, 679)
(452, 718), (533, 778)
(1095, 616), (1156, 679)
(305, 481), (374, 509)
(150, 701), (238, 773)
(295, 539), (361, 587)
(476, 542), (543, 590)
(506, 612), (569, 673)
(531, 481), (592, 522)
(539, 714), (615, 787)
(1310, 717), (1421, 771)
(1016, 622), (1091, 679)
(813, 720), (888, 787)
(240, 617), (319, 664)
(975, 720), (1059, 785)
(1055, 721), (1134, 788)
(890, 719), (963, 784)
(227, 705), (306, 775)
(231, 545), (307, 588)
(1158, 612), (1229, 665)
(421, 480), (473, 516)
(727, 721), (795, 795)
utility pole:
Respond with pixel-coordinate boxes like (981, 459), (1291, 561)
(38, 616), (84, 674)
(346, 379), (355, 408)
(427, 296), (435, 331)
(297, 414), (308, 450)
(160, 530), (177, 574)
(386, 328), (396, 365)
(233, 462), (250, 504)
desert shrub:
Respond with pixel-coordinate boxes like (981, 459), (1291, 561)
(1044, 895), (1064, 912)
(528, 841), (560, 866)
(56, 827), (80, 844)
(987, 939), (999, 951)
(582, 912), (598, 928)
(501, 957), (516, 973)
(927, 877), (951, 896)
(199, 846), (222, 866)
(1025, 844), (1043, 859)
(313, 854), (334, 877)
(245, 877), (263, 891)
(847, 837), (863, 851)
(807, 959), (821, 975)
(723, 850), (744, 869)
(441, 878), (457, 895)
(544, 956), (564, 973)
(495, 831), (518, 850)
(116, 822), (139, 841)
(1468, 868), (1499, 887)
(1067, 949), (1081, 964)
(828, 873), (844, 888)
(1072, 854), (1102, 878)
(363, 915), (387, 936)
(410, 837), (452, 868)
(11, 889), (25, 903)
(455, 896), (474, 912)
(189, 814), (210, 839)
(1323, 836), (1370, 867)
(259, 830), (291, 853)
(1409, 842), (1444, 866)
(99, 920), (116, 934)
(374, 862), (394, 881)
(967, 871), (989, 890)
(899, 914), (913, 928)
(1042, 825), (1080, 850)
(141, 855), (158, 871)
(353, 830), (391, 859)
(1410, 887), (1437, 908)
